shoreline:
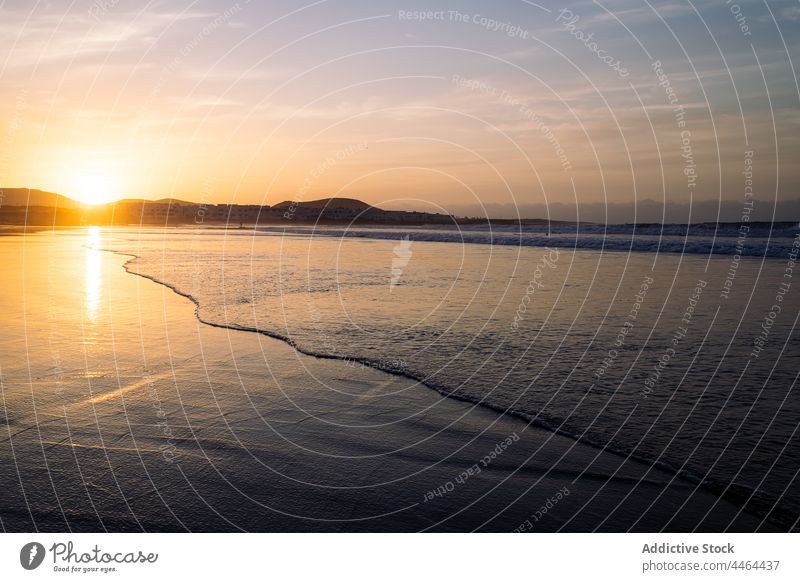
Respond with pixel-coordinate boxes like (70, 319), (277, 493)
(109, 247), (793, 532)
(0, 231), (781, 531)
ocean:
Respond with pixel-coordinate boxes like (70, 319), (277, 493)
(102, 223), (800, 529)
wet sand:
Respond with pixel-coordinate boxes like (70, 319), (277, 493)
(0, 229), (775, 531)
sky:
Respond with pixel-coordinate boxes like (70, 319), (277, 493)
(0, 0), (798, 220)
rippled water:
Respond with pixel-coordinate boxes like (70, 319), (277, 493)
(104, 225), (800, 528)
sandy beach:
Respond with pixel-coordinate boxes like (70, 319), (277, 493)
(0, 229), (776, 532)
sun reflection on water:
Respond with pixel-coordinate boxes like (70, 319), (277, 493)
(85, 226), (102, 323)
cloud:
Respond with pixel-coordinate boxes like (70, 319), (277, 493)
(0, 6), (214, 68)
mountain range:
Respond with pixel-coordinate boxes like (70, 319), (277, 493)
(0, 188), (83, 208)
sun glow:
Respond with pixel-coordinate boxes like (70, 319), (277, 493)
(84, 226), (102, 323)
(70, 168), (120, 205)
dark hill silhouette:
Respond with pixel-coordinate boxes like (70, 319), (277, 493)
(0, 188), (82, 208)
(273, 197), (372, 210)
(0, 188), (453, 226)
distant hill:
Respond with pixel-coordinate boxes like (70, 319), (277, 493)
(2, 190), (377, 212)
(273, 197), (372, 210)
(0, 188), (82, 208)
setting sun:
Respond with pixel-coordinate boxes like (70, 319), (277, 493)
(69, 167), (120, 206)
